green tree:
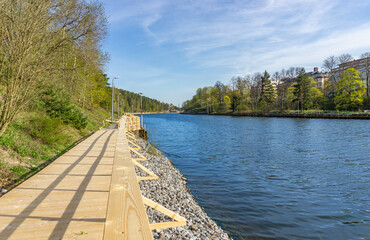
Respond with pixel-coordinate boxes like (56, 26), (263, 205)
(0, 0), (107, 136)
(229, 77), (239, 112)
(288, 70), (319, 110)
(259, 71), (275, 109)
(334, 68), (366, 110)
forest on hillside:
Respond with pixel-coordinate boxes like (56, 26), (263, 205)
(0, 0), (170, 137)
(0, 0), (170, 188)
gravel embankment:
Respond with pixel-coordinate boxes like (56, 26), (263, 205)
(130, 138), (232, 240)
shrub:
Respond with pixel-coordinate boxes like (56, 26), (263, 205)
(0, 129), (15, 149)
(27, 116), (69, 147)
(41, 86), (87, 129)
(363, 96), (370, 110)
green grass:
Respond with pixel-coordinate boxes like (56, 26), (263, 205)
(0, 106), (110, 189)
(9, 165), (28, 177)
(0, 115), (74, 161)
(77, 105), (110, 132)
(0, 161), (28, 187)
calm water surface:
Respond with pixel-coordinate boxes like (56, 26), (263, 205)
(142, 114), (370, 240)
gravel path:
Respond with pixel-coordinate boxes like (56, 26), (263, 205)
(130, 137), (232, 240)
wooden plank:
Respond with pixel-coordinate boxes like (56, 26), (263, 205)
(127, 131), (136, 137)
(129, 147), (147, 161)
(128, 140), (142, 150)
(0, 130), (117, 240)
(142, 197), (186, 230)
(127, 135), (137, 142)
(126, 133), (137, 140)
(149, 221), (187, 230)
(133, 160), (158, 181)
(103, 117), (153, 240)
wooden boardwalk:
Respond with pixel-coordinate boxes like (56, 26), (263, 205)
(0, 116), (153, 239)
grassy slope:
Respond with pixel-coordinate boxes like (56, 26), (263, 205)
(0, 106), (110, 189)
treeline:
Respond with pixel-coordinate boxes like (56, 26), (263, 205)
(105, 88), (170, 117)
(183, 53), (370, 113)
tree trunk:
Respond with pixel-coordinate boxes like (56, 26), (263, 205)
(0, 120), (11, 138)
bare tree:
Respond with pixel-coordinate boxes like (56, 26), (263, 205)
(280, 69), (287, 79)
(272, 72), (280, 84)
(250, 73), (262, 110)
(0, 0), (107, 135)
(236, 77), (248, 94)
(214, 81), (224, 103)
(295, 67), (305, 77)
(286, 67), (296, 79)
(322, 55), (339, 89)
(322, 56), (339, 71)
(338, 53), (354, 64)
(360, 52), (370, 58)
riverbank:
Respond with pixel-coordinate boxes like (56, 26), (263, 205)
(131, 111), (181, 115)
(182, 111), (370, 119)
(131, 137), (232, 240)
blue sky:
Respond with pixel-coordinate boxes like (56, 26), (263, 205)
(103, 0), (370, 106)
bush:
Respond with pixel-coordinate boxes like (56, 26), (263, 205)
(41, 86), (87, 129)
(27, 116), (69, 147)
(0, 129), (15, 149)
(318, 96), (336, 110)
(363, 96), (370, 110)
(216, 102), (229, 113)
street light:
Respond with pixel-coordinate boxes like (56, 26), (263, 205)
(117, 93), (121, 118)
(112, 76), (119, 122)
(139, 92), (143, 127)
(139, 92), (143, 112)
(122, 94), (125, 114)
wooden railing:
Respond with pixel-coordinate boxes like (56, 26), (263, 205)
(104, 116), (153, 239)
(126, 114), (141, 131)
(104, 116), (186, 239)
(125, 118), (187, 231)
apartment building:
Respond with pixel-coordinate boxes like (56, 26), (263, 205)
(333, 56), (370, 81)
(307, 67), (329, 89)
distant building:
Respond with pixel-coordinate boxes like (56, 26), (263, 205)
(270, 79), (278, 91)
(307, 67), (329, 89)
(333, 57), (370, 82)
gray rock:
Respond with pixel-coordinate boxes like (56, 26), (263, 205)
(131, 138), (232, 240)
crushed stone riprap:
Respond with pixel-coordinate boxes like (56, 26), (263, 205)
(130, 137), (232, 240)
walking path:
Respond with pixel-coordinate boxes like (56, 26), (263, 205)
(0, 116), (154, 239)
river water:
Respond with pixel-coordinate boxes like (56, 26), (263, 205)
(142, 113), (370, 240)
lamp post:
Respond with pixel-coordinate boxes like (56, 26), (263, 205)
(139, 92), (143, 112)
(122, 94), (125, 114)
(117, 93), (121, 118)
(112, 76), (119, 122)
(139, 92), (143, 127)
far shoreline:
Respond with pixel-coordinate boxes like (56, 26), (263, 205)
(181, 112), (370, 120)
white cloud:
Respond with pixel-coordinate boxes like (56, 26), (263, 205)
(106, 0), (168, 24)
(104, 0), (370, 103)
